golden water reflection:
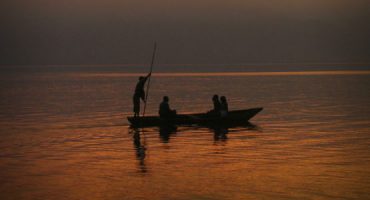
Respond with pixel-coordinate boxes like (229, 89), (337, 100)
(1, 123), (369, 200)
(1, 71), (370, 199)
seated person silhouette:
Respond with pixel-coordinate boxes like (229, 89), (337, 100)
(220, 96), (228, 117)
(208, 94), (221, 117)
(159, 96), (177, 118)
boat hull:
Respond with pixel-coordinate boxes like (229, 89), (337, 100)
(127, 107), (263, 127)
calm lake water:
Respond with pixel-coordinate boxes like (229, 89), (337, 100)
(0, 66), (370, 200)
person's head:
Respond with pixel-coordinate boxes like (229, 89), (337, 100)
(163, 96), (169, 102)
(212, 94), (219, 101)
(139, 76), (145, 81)
(220, 96), (226, 102)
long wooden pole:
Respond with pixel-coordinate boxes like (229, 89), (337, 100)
(142, 42), (157, 117)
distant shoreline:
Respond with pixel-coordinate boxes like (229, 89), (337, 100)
(1, 62), (370, 68)
(76, 70), (370, 77)
(1, 64), (370, 76)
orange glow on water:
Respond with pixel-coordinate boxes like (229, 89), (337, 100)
(1, 68), (370, 200)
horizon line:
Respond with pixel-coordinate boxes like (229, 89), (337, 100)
(0, 62), (370, 68)
(78, 70), (370, 77)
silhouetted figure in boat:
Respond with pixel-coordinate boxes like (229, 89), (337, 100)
(213, 95), (221, 112)
(159, 96), (177, 118)
(133, 72), (151, 117)
(208, 94), (221, 116)
(220, 96), (228, 117)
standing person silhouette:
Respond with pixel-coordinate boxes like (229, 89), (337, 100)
(133, 72), (151, 117)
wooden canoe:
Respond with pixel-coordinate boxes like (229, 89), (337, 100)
(127, 107), (263, 127)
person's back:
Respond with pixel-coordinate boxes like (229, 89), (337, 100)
(159, 100), (170, 118)
(135, 81), (145, 97)
(134, 74), (150, 101)
(220, 96), (228, 117)
(212, 94), (221, 112)
(208, 94), (221, 117)
(159, 96), (176, 118)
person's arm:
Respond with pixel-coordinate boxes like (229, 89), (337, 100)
(142, 72), (151, 82)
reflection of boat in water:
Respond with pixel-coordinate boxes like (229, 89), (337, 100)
(159, 125), (177, 143)
(127, 107), (263, 128)
(131, 128), (147, 173)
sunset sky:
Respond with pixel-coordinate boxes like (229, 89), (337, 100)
(1, 0), (369, 65)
